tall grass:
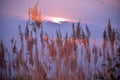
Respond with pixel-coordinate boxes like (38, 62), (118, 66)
(0, 19), (120, 80)
(0, 1), (120, 79)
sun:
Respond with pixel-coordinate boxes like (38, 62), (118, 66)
(51, 17), (66, 24)
(46, 16), (68, 24)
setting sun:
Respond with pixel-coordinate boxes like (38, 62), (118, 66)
(46, 16), (69, 24)
(52, 17), (66, 24)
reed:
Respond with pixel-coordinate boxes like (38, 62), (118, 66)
(1, 1), (120, 79)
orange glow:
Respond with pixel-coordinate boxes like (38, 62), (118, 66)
(28, 0), (41, 22)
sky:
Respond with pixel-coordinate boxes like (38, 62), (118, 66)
(0, 0), (120, 27)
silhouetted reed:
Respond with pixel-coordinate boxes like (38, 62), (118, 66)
(1, 18), (120, 80)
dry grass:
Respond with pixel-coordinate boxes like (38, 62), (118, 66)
(1, 19), (120, 80)
(0, 2), (120, 79)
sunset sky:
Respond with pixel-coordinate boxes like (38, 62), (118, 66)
(0, 0), (120, 27)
